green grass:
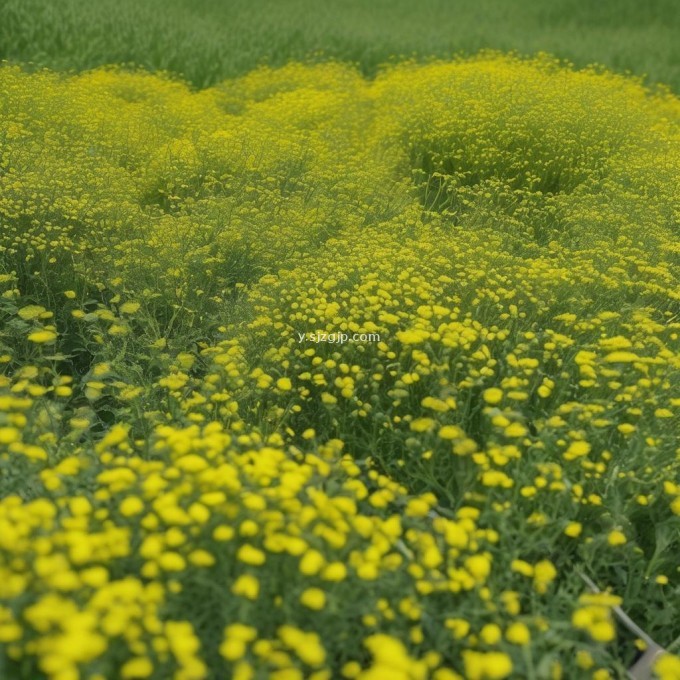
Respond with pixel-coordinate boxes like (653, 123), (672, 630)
(1, 0), (679, 90)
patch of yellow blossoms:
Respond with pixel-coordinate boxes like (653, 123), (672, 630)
(0, 54), (679, 678)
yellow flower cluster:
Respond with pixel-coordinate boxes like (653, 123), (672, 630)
(1, 53), (679, 678)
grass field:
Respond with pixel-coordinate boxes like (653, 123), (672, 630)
(1, 3), (679, 680)
(2, 0), (680, 90)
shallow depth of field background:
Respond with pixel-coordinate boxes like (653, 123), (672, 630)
(2, 0), (680, 89)
(0, 2), (679, 680)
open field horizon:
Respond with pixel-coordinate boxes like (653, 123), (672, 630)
(2, 0), (680, 91)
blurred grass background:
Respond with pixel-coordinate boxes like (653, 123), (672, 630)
(1, 0), (678, 89)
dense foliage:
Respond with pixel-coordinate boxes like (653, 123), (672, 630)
(0, 55), (679, 679)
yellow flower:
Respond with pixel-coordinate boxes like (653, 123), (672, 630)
(18, 305), (47, 320)
(671, 497), (680, 516)
(0, 427), (21, 444)
(276, 377), (293, 391)
(158, 552), (186, 572)
(120, 301), (141, 314)
(232, 574), (260, 600)
(500, 591), (520, 616)
(505, 622), (530, 645)
(188, 549), (216, 567)
(438, 425), (465, 440)
(0, 606), (21, 643)
(341, 661), (362, 678)
(318, 562), (346, 584)
(299, 550), (326, 576)
(237, 545), (266, 566)
(405, 498), (430, 518)
(480, 623), (502, 645)
(27, 329), (57, 344)
(120, 497), (144, 517)
(511, 560), (534, 577)
(654, 408), (673, 419)
(564, 522), (582, 538)
(462, 650), (513, 680)
(396, 329), (430, 344)
(121, 657), (154, 678)
(607, 530), (627, 546)
(603, 351), (638, 363)
(410, 417), (435, 433)
(278, 626), (326, 666)
(504, 422), (527, 438)
(226, 624), (258, 642)
(464, 554), (491, 582)
(564, 441), (591, 460)
(533, 560), (557, 593)
(481, 470), (513, 488)
(220, 638), (248, 662)
(175, 454), (209, 473)
(214, 526), (235, 541)
(445, 618), (470, 639)
(482, 388), (503, 405)
(576, 651), (594, 669)
(300, 588), (326, 610)
(363, 633), (410, 666)
(655, 654), (680, 680)
(422, 396), (451, 412)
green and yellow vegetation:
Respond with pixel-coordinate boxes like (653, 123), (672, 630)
(0, 52), (679, 679)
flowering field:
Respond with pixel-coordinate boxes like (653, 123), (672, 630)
(0, 54), (679, 679)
